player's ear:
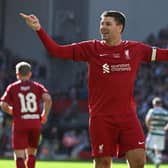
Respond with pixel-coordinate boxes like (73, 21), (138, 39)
(118, 24), (123, 34)
(29, 72), (32, 78)
(16, 73), (20, 80)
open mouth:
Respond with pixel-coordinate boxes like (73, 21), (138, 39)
(102, 33), (109, 38)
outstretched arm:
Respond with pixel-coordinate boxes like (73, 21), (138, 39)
(20, 13), (89, 61)
(20, 12), (75, 59)
(156, 48), (168, 61)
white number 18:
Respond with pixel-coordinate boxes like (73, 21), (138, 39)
(18, 92), (37, 113)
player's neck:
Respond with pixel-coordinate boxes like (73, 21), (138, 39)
(18, 79), (29, 82)
(103, 38), (122, 46)
(18, 77), (30, 81)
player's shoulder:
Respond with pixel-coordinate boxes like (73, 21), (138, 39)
(71, 40), (97, 52)
(7, 80), (21, 89)
(124, 40), (149, 48)
(147, 108), (154, 114)
(125, 40), (139, 45)
(32, 81), (48, 91)
(31, 81), (45, 87)
(161, 107), (168, 114)
(73, 39), (96, 46)
(77, 40), (144, 47)
(126, 41), (153, 51)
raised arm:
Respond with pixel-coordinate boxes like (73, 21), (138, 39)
(20, 12), (90, 61)
(20, 12), (75, 59)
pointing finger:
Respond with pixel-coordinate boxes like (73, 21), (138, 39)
(19, 12), (29, 19)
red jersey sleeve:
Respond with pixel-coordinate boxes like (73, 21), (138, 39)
(36, 28), (91, 62)
(135, 42), (152, 62)
(35, 82), (48, 96)
(155, 48), (168, 61)
(137, 42), (168, 62)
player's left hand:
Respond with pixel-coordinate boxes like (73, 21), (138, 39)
(41, 114), (48, 124)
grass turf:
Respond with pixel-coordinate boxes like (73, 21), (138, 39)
(0, 159), (168, 168)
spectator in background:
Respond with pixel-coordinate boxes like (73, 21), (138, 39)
(0, 61), (52, 168)
(145, 97), (168, 168)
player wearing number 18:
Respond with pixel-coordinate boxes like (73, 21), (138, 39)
(0, 61), (52, 168)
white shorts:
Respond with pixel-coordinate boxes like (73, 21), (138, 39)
(146, 133), (165, 151)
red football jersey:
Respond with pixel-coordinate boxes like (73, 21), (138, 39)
(37, 28), (168, 122)
(1, 80), (48, 123)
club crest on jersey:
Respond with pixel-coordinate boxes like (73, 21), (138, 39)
(98, 144), (104, 153)
(124, 49), (130, 60)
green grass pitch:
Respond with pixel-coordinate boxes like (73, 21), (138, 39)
(0, 159), (168, 168)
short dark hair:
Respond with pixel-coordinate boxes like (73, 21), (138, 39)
(101, 10), (126, 32)
(16, 61), (31, 76)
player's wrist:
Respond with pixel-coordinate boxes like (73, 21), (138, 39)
(35, 25), (41, 31)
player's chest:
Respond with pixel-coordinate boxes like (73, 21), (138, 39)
(93, 48), (139, 64)
(97, 49), (135, 63)
(89, 48), (141, 74)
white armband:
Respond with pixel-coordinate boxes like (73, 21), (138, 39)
(151, 47), (157, 61)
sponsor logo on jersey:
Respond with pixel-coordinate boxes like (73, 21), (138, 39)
(102, 63), (110, 73)
(21, 114), (40, 119)
(102, 63), (131, 73)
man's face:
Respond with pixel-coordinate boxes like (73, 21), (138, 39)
(100, 16), (122, 41)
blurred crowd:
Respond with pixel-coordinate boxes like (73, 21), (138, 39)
(1, 26), (168, 160)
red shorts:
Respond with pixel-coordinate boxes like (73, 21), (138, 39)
(12, 120), (41, 149)
(89, 116), (145, 158)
